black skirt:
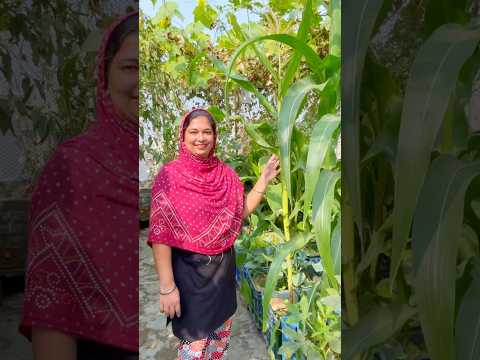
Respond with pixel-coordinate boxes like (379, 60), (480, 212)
(166, 246), (237, 342)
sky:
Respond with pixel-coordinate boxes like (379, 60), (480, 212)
(139, 0), (259, 32)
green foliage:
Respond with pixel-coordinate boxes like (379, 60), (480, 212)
(194, 0), (218, 28)
(1, 1), (131, 181)
(140, 0), (330, 169)
(222, 1), (341, 357)
(141, 1), (339, 357)
(342, 1), (480, 358)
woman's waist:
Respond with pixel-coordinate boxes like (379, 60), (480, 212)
(173, 245), (233, 256)
(172, 245), (234, 265)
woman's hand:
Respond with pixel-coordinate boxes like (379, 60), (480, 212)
(160, 287), (181, 319)
(243, 154), (280, 219)
(260, 154), (281, 184)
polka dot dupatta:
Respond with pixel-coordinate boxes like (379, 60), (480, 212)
(19, 12), (139, 351)
(148, 109), (245, 255)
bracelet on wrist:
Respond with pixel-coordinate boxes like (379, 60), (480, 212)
(252, 188), (266, 195)
(160, 284), (177, 295)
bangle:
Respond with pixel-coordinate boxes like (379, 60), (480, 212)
(160, 284), (177, 295)
(252, 188), (265, 195)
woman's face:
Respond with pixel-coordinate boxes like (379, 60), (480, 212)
(107, 34), (139, 122)
(183, 116), (215, 158)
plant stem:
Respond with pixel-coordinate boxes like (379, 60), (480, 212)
(282, 183), (295, 303)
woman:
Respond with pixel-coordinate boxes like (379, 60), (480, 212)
(148, 109), (280, 359)
(20, 12), (139, 359)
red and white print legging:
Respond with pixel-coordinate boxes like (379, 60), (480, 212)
(176, 318), (233, 360)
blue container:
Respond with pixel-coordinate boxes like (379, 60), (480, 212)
(239, 264), (312, 359)
(243, 265), (264, 330)
(279, 316), (306, 360)
(240, 264), (289, 357)
(263, 305), (282, 356)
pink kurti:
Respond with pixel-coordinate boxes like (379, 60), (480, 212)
(148, 109), (245, 255)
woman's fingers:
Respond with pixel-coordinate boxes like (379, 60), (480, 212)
(167, 304), (175, 319)
(160, 296), (178, 318)
(269, 157), (280, 169)
(159, 297), (181, 318)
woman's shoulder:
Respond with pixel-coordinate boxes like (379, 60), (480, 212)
(151, 159), (180, 185)
(155, 159), (179, 174)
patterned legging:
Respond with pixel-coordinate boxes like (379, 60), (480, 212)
(176, 318), (233, 360)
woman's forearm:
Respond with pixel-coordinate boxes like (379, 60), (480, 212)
(152, 243), (175, 290)
(243, 176), (268, 219)
(32, 328), (76, 360)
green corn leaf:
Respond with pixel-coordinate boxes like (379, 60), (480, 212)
(304, 114), (340, 223)
(279, 78), (328, 202)
(356, 214), (393, 275)
(456, 259), (480, 360)
(224, 33), (324, 110)
(391, 24), (480, 285)
(227, 12), (279, 84)
(343, 303), (417, 360)
(331, 217), (341, 276)
(412, 155), (480, 360)
(329, 0), (341, 56)
(261, 233), (311, 332)
(279, 0), (313, 98)
(343, 0), (384, 251)
(312, 170), (340, 287)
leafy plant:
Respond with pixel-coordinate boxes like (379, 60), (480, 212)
(342, 0), (480, 358)
(223, 0), (341, 357)
(141, 0), (341, 357)
(0, 1), (131, 181)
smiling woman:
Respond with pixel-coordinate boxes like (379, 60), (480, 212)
(182, 109), (217, 158)
(20, 12), (139, 360)
(147, 108), (280, 359)
(105, 15), (139, 122)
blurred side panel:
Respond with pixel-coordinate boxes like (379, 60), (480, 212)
(0, 1), (139, 359)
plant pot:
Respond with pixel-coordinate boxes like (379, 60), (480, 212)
(237, 264), (291, 358)
(279, 316), (306, 360)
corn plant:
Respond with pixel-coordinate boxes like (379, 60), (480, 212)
(223, 0), (342, 357)
(343, 0), (480, 358)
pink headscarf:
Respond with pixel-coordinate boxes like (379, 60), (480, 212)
(20, 12), (139, 351)
(148, 109), (245, 255)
